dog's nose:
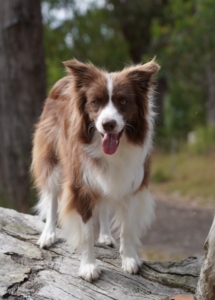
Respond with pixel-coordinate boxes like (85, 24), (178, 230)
(102, 120), (117, 132)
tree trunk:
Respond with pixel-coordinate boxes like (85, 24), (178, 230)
(0, 0), (46, 212)
(155, 77), (168, 126)
(0, 207), (202, 300)
(205, 65), (215, 126)
(196, 216), (215, 300)
(107, 0), (167, 126)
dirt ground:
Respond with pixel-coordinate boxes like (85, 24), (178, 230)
(141, 193), (214, 261)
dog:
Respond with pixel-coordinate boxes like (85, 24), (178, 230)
(31, 59), (160, 282)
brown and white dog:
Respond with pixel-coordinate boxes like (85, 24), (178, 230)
(31, 59), (160, 282)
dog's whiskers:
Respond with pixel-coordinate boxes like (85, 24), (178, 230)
(88, 122), (96, 135)
(125, 123), (135, 135)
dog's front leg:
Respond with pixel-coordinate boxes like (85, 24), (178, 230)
(119, 201), (142, 274)
(79, 218), (101, 282)
(119, 189), (155, 274)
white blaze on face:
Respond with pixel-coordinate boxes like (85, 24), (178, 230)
(95, 75), (125, 155)
(95, 75), (124, 134)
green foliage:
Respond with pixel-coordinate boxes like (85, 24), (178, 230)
(106, 0), (166, 62)
(152, 0), (215, 138)
(188, 126), (215, 154)
(69, 8), (130, 70)
(42, 0), (215, 142)
(162, 81), (206, 139)
(42, 0), (130, 90)
(151, 168), (171, 183)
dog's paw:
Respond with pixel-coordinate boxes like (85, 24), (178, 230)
(122, 257), (142, 274)
(98, 234), (117, 248)
(78, 263), (101, 282)
(37, 229), (56, 248)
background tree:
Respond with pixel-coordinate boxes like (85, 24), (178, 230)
(0, 0), (46, 212)
(43, 0), (168, 124)
(43, 0), (215, 137)
(106, 0), (168, 125)
(152, 0), (215, 137)
(42, 0), (130, 90)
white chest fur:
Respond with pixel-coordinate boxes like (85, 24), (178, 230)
(83, 134), (148, 201)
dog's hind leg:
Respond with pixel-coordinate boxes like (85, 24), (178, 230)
(98, 201), (116, 247)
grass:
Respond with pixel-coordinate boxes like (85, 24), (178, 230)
(151, 150), (215, 206)
(140, 248), (186, 261)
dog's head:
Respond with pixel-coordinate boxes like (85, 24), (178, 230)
(64, 59), (160, 155)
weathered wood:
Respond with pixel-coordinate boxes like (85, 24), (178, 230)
(0, 207), (202, 300)
(196, 216), (215, 300)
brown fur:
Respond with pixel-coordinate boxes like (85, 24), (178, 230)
(31, 59), (160, 223)
(134, 155), (151, 195)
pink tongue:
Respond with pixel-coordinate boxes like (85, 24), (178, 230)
(102, 133), (119, 155)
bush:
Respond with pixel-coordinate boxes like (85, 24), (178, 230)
(188, 126), (215, 154)
(151, 169), (171, 183)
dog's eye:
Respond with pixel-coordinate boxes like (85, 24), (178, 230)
(120, 99), (127, 105)
(92, 100), (100, 107)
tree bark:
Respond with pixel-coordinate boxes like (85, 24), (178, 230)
(205, 65), (215, 126)
(0, 207), (202, 300)
(0, 0), (46, 212)
(155, 77), (168, 126)
(107, 0), (167, 126)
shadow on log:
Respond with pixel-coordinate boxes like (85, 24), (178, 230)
(0, 207), (202, 300)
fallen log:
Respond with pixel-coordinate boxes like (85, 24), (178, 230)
(196, 216), (215, 300)
(0, 207), (202, 300)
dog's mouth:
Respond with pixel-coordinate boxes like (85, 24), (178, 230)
(101, 130), (124, 155)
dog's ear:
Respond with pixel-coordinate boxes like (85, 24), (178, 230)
(63, 59), (100, 90)
(126, 59), (160, 92)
